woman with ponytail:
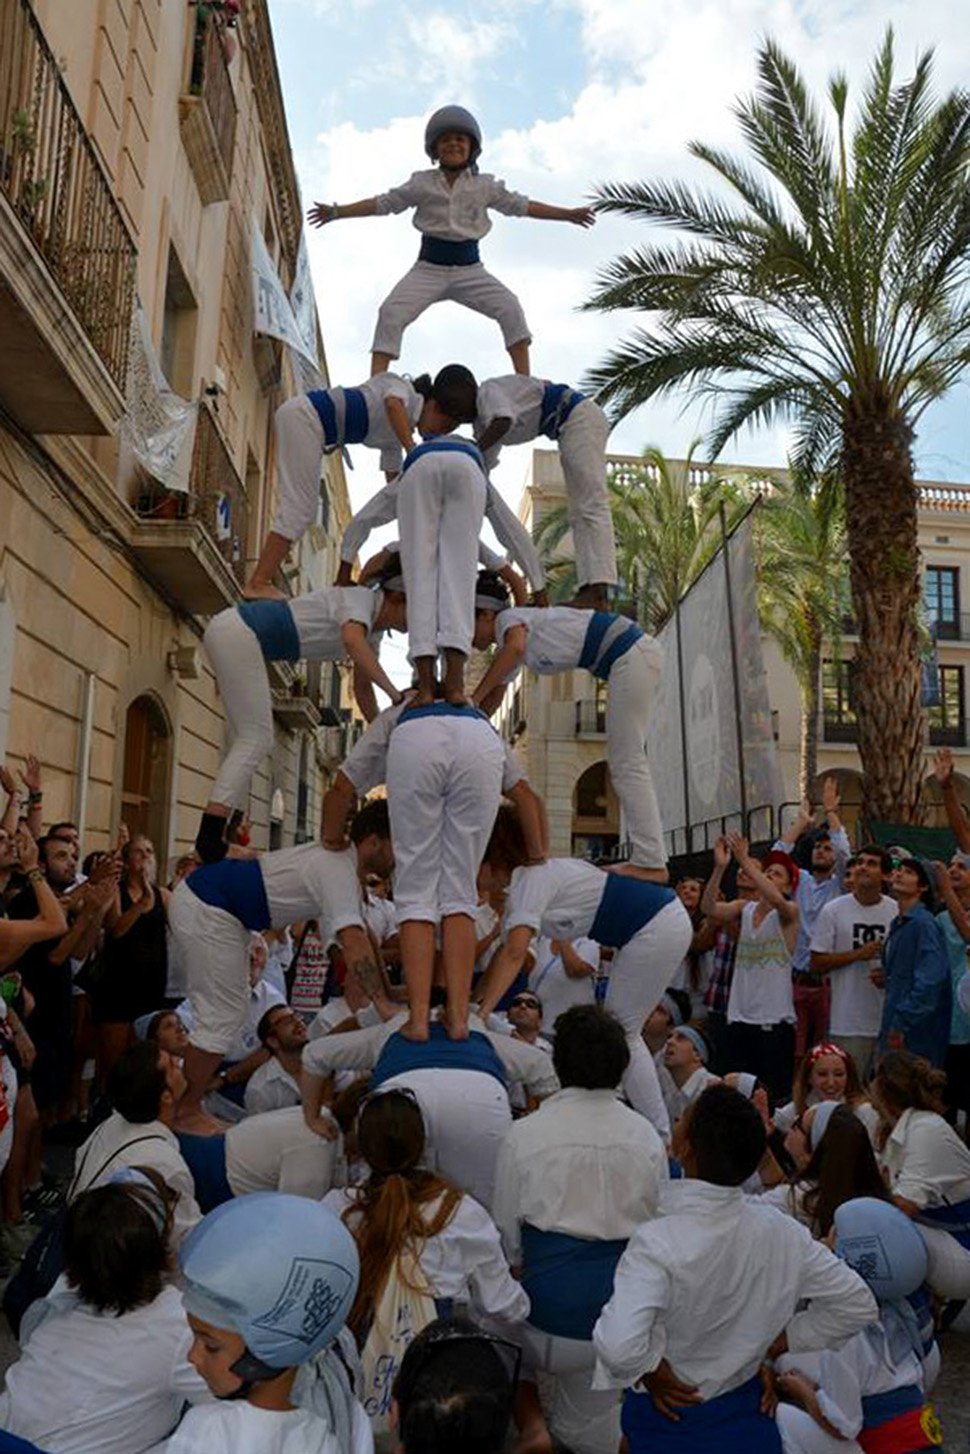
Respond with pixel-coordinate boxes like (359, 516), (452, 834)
(324, 1090), (527, 1441)
(872, 1049), (970, 1299)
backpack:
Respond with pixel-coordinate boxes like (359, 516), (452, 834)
(359, 1250), (438, 1440)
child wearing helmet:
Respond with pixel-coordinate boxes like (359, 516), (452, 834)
(309, 104), (594, 376)
(245, 366), (470, 599)
(164, 1193), (372, 1454)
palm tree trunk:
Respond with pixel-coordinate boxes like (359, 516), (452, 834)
(799, 625), (822, 799)
(842, 395), (925, 823)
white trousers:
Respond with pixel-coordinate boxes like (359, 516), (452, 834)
(371, 260), (531, 359)
(383, 1067), (512, 1211)
(521, 1328), (621, 1454)
(606, 634), (667, 868)
(204, 609), (275, 811)
(607, 897), (693, 1134)
(270, 394), (326, 542)
(397, 451), (487, 660)
(387, 715), (504, 923)
(776, 1404), (862, 1454)
(170, 882), (251, 1055)
(559, 400), (617, 588)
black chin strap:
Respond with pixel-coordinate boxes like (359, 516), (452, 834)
(224, 1347), (284, 1398)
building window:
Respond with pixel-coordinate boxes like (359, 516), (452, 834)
(924, 566), (961, 640)
(822, 658), (858, 741)
(121, 695), (172, 851)
(160, 245), (198, 396)
(928, 665), (966, 746)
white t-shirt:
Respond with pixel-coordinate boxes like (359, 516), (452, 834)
(260, 844), (365, 939)
(474, 375), (548, 465)
(809, 894), (896, 1037)
(243, 1056), (301, 1115)
(504, 859), (606, 943)
(495, 605), (591, 674)
(224, 1106), (339, 1200)
(289, 585), (379, 661)
(308, 997), (382, 1038)
(342, 700), (525, 797)
(157, 1393), (373, 1454)
(528, 935), (598, 1028)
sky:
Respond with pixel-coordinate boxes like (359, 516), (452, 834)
(267, 0), (970, 527)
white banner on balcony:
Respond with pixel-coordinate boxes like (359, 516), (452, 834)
(251, 220), (319, 371)
(646, 510), (782, 841)
(290, 228), (321, 368)
(121, 307), (197, 494)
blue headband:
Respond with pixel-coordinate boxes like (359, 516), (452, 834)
(674, 1025), (709, 1065)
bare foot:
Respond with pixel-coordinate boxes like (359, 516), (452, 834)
(515, 1424), (554, 1454)
(609, 863), (670, 884)
(176, 1108), (227, 1135)
(444, 690), (470, 708)
(568, 585), (610, 611)
(443, 1012), (470, 1041)
(242, 581), (287, 601)
(398, 1019), (431, 1043)
(402, 692), (435, 713)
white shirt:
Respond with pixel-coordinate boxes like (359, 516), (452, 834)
(657, 1064), (720, 1126)
(308, 996), (382, 1038)
(375, 167), (529, 239)
(528, 936), (598, 1028)
(495, 605), (593, 673)
(260, 843), (365, 939)
(228, 978), (286, 1062)
(340, 700), (525, 798)
(243, 1055), (301, 1114)
(0, 1283), (209, 1454)
(349, 372), (424, 473)
(810, 893), (896, 1036)
(474, 374), (552, 460)
(492, 1086), (667, 1264)
(70, 1112), (201, 1243)
(880, 1106), (970, 1208)
(302, 1011), (559, 1100)
(288, 585), (380, 661)
(592, 1179), (877, 1399)
(157, 1394), (373, 1454)
(325, 1187), (529, 1329)
(225, 1106), (339, 1200)
(363, 892), (397, 944)
(726, 902), (796, 1026)
(504, 859), (607, 942)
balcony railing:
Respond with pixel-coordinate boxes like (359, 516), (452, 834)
(0, 0), (136, 389)
(838, 612), (970, 642)
(180, 8), (237, 204)
(575, 699), (607, 735)
(822, 717), (858, 743)
(823, 716), (970, 748)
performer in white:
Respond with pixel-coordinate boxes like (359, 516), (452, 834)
(308, 105), (594, 376)
(474, 374), (616, 607)
(245, 365), (475, 597)
(475, 807), (692, 1138)
(195, 557), (406, 864)
(169, 802), (391, 1133)
(473, 573), (666, 878)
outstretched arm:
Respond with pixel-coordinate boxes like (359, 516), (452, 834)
(472, 624), (528, 712)
(526, 201), (595, 227)
(934, 747), (970, 852)
(475, 925), (536, 1017)
(321, 771), (356, 850)
(342, 621), (404, 715)
(308, 197), (380, 227)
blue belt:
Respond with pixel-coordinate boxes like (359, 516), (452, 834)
(539, 382), (584, 439)
(918, 1197), (970, 1250)
(372, 1023), (508, 1089)
(419, 236), (481, 266)
(186, 858), (272, 932)
(397, 702), (490, 724)
(861, 1384), (925, 1428)
(308, 388), (339, 444)
(621, 1374), (782, 1453)
(401, 437), (486, 474)
(237, 599), (301, 662)
(0, 1434), (48, 1452)
(589, 872), (675, 949)
(521, 1224), (626, 1341)
(578, 610), (644, 681)
(308, 387), (370, 446)
(176, 1131), (233, 1213)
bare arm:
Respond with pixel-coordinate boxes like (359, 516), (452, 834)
(472, 624), (528, 710)
(933, 861), (970, 942)
(0, 767), (17, 835)
(20, 756), (43, 839)
(525, 201), (595, 227)
(474, 925), (536, 1017)
(498, 563), (528, 606)
(308, 197), (380, 227)
(559, 940), (596, 979)
(383, 395), (416, 455)
(48, 878), (116, 966)
(811, 942), (882, 974)
(778, 796), (813, 847)
(934, 747), (970, 852)
(321, 771), (356, 850)
(700, 839), (743, 923)
(342, 621), (403, 714)
(507, 780), (546, 863)
(0, 831), (68, 968)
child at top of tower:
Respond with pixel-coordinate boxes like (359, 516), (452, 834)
(309, 104), (595, 376)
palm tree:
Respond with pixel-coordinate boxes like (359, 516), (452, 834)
(583, 32), (970, 822)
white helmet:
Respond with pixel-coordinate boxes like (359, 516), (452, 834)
(424, 105), (482, 166)
(179, 1193), (359, 1380)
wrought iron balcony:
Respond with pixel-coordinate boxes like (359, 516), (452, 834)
(179, 7), (237, 204)
(129, 402), (249, 616)
(823, 715), (969, 749)
(0, 0), (136, 431)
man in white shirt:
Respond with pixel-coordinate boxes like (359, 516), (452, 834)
(69, 1041), (201, 1244)
(493, 1005), (667, 1454)
(529, 936), (598, 1030)
(657, 1025), (719, 1127)
(810, 844), (896, 1078)
(243, 1004), (307, 1115)
(592, 1084), (876, 1452)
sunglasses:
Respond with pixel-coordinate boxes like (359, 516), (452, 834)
(510, 997), (541, 1010)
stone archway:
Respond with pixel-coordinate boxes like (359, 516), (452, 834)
(571, 760), (620, 860)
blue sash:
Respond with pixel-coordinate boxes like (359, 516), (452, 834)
(861, 1384), (924, 1427)
(342, 387), (369, 443)
(308, 388), (339, 444)
(589, 873), (676, 949)
(401, 437), (486, 474)
(621, 1374), (782, 1453)
(918, 1197), (970, 1250)
(578, 611), (644, 681)
(372, 1023), (508, 1090)
(908, 1284), (936, 1357)
(520, 1223), (626, 1340)
(237, 599), (301, 663)
(187, 858), (271, 932)
(419, 236), (481, 266)
(0, 1433), (47, 1453)
(307, 387), (370, 445)
(177, 1131), (233, 1213)
(398, 703), (490, 723)
(539, 382), (584, 439)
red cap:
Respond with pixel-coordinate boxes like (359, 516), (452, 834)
(760, 848), (799, 893)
